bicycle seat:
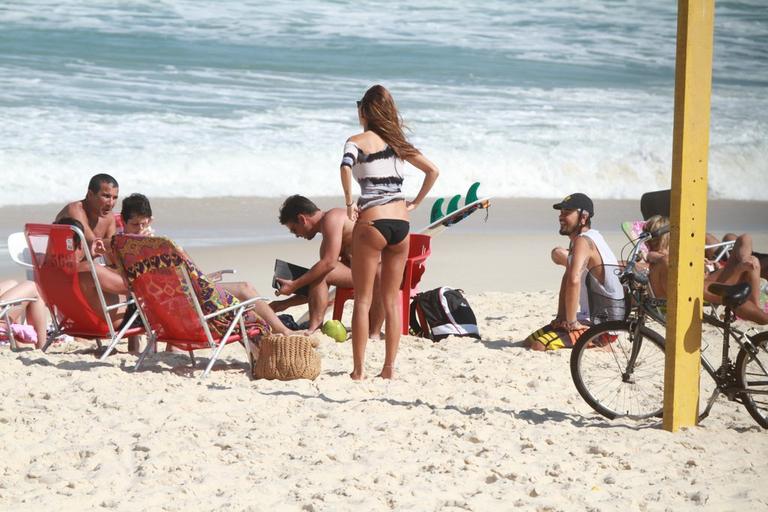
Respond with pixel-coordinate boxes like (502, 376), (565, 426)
(707, 282), (751, 309)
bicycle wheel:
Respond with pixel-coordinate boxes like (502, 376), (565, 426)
(736, 331), (768, 429)
(570, 321), (666, 420)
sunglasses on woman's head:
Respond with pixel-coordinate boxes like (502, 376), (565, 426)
(356, 100), (362, 108)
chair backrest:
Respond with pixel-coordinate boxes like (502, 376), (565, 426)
(24, 223), (114, 337)
(7, 232), (33, 268)
(8, 232), (35, 281)
(112, 234), (240, 343)
(640, 189), (670, 220)
(403, 233), (431, 292)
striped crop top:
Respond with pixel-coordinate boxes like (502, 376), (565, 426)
(341, 140), (405, 211)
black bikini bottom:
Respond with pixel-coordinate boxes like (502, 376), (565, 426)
(369, 219), (410, 245)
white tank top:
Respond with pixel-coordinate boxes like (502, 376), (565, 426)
(576, 229), (623, 322)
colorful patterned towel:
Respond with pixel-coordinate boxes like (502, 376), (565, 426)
(113, 235), (269, 339)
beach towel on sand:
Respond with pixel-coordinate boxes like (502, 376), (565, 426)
(0, 323), (37, 344)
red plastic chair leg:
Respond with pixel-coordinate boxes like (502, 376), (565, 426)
(400, 290), (409, 335)
(333, 287), (354, 322)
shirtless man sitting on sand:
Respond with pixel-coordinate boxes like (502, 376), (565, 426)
(273, 195), (383, 335)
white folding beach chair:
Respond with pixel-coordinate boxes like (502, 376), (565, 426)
(7, 232), (35, 280)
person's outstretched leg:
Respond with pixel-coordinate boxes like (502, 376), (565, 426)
(0, 280), (19, 296)
(1, 281), (47, 349)
(269, 294), (308, 313)
(716, 234), (761, 305)
(218, 281), (295, 335)
(350, 224), (385, 380)
(378, 236), (409, 379)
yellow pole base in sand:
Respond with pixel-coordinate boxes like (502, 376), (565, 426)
(663, 0), (715, 432)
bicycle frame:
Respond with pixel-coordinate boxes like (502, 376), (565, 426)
(620, 231), (768, 419)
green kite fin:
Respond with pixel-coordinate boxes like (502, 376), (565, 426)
(430, 198), (445, 223)
(446, 194), (462, 215)
(465, 182), (480, 205)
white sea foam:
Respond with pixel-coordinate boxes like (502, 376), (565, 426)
(0, 1), (766, 205)
(1, 84), (765, 205)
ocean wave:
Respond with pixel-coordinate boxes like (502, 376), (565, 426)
(1, 1), (765, 82)
(0, 94), (765, 205)
(1, 0), (766, 204)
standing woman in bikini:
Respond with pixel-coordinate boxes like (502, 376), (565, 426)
(341, 85), (439, 380)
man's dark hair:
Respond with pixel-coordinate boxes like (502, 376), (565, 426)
(121, 193), (153, 222)
(88, 173), (119, 193)
(279, 195), (320, 225)
(54, 217), (85, 249)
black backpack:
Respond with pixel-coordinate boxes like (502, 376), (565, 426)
(409, 287), (481, 341)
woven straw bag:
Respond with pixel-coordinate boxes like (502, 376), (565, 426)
(252, 334), (321, 380)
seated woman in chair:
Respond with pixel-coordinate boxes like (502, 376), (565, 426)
(645, 215), (767, 324)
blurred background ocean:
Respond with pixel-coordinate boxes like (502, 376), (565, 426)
(0, 0), (766, 206)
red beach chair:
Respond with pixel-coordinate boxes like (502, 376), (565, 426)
(332, 233), (431, 334)
(111, 234), (270, 379)
(24, 223), (142, 353)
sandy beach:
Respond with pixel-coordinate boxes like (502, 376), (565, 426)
(1, 290), (767, 511)
(1, 197), (767, 510)
(3, 0), (767, 508)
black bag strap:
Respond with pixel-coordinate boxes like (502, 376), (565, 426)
(409, 296), (422, 336)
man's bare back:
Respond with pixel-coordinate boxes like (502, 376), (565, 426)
(319, 207), (354, 266)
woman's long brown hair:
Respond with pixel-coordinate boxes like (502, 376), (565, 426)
(359, 85), (421, 160)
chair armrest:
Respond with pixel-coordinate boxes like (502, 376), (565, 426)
(104, 297), (135, 313)
(206, 269), (236, 282)
(202, 296), (269, 321)
(0, 297), (37, 309)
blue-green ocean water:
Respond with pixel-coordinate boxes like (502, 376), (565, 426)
(0, 0), (766, 205)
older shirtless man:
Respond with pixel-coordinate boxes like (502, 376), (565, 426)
(274, 195), (383, 335)
(55, 173), (119, 257)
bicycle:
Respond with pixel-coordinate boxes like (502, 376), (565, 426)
(569, 227), (768, 428)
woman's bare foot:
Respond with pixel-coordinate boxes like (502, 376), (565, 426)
(378, 364), (394, 379)
(349, 370), (365, 380)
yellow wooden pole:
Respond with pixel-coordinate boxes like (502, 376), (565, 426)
(664, 0), (715, 431)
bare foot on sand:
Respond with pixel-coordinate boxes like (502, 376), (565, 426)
(377, 365), (394, 379)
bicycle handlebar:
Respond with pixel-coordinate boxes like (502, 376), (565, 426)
(621, 224), (668, 287)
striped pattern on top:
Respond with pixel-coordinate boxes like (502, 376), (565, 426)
(341, 141), (405, 211)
